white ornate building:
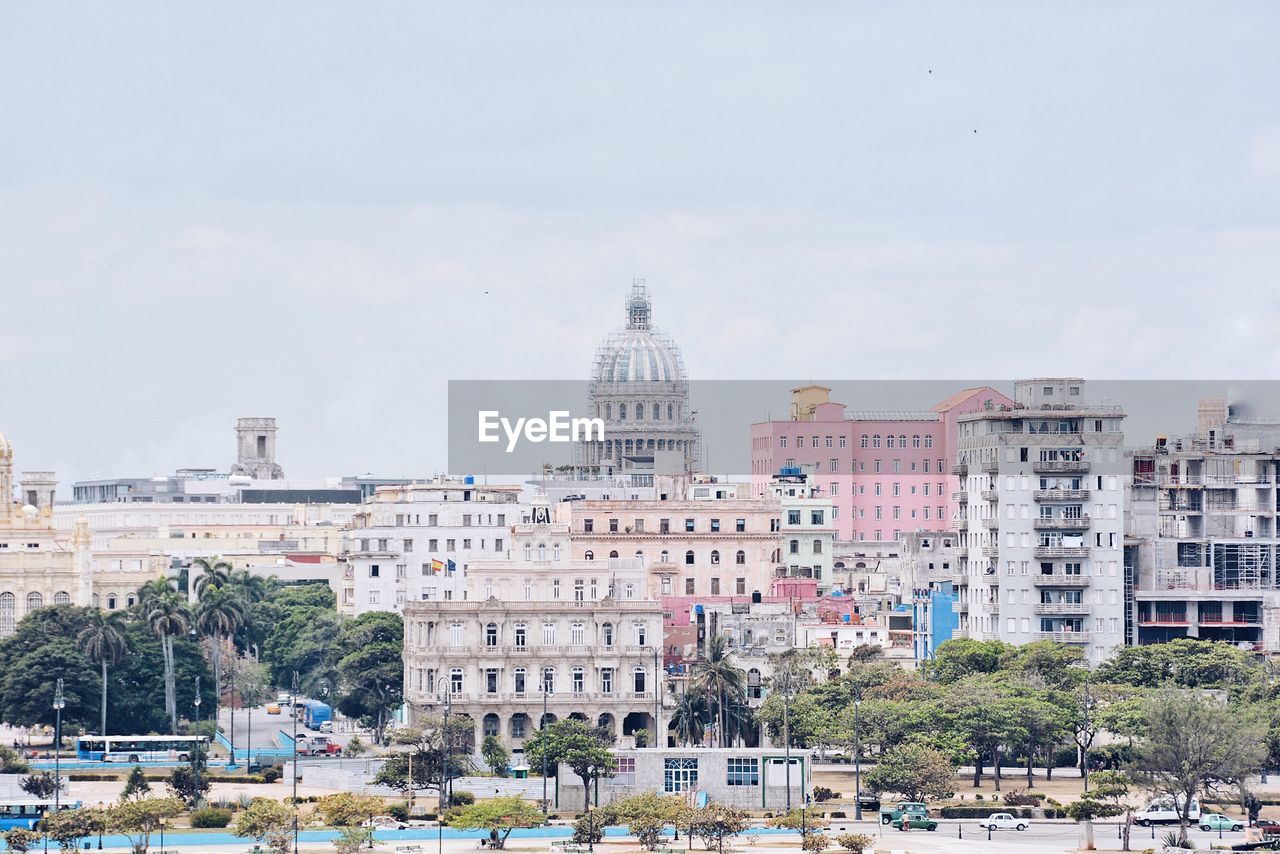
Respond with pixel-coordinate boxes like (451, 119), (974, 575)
(403, 507), (667, 755)
(579, 282), (701, 476)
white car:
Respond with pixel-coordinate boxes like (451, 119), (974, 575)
(979, 813), (1029, 831)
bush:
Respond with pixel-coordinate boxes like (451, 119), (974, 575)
(833, 833), (874, 853)
(813, 786), (839, 803)
(938, 806), (1042, 819)
(388, 804), (409, 822)
(262, 767), (281, 783)
(828, 811), (846, 819)
(450, 791), (476, 807)
(801, 831), (829, 852)
(191, 807), (233, 828)
(1002, 790), (1042, 807)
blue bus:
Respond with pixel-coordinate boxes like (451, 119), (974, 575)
(0, 799), (82, 831)
(76, 735), (208, 762)
(302, 700), (332, 730)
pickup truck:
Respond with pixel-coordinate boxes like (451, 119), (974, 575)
(295, 735), (340, 757)
(879, 802), (928, 826)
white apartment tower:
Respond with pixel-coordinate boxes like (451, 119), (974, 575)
(954, 379), (1126, 664)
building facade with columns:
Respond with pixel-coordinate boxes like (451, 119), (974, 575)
(402, 511), (667, 756)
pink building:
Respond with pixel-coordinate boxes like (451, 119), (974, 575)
(750, 385), (1013, 541)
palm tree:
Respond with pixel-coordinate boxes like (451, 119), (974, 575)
(190, 557), (233, 599)
(691, 635), (746, 747)
(670, 691), (706, 746)
(228, 569), (269, 604)
(77, 610), (129, 736)
(142, 584), (191, 734)
(194, 586), (248, 728)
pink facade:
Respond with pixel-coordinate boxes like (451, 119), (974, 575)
(751, 386), (1013, 540)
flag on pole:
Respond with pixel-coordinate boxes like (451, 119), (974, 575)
(431, 558), (445, 574)
(446, 559), (457, 574)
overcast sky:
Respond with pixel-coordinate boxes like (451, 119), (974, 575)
(3, 3), (1279, 484)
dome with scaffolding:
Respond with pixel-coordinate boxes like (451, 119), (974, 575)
(581, 282), (700, 475)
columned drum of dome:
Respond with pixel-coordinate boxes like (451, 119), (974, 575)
(580, 282), (701, 475)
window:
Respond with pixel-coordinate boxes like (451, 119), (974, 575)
(53, 591), (70, 605)
(572, 667), (585, 694)
(633, 666), (647, 693)
(710, 518), (720, 532)
(912, 435), (921, 448)
(779, 436), (788, 449)
(571, 622), (585, 645)
(601, 668), (614, 694)
(685, 550), (695, 565)
(542, 622), (556, 645)
(449, 668), (463, 695)
(924, 435), (933, 448)
(710, 550), (720, 565)
(710, 578), (720, 594)
(583, 519), (594, 533)
(735, 550), (745, 565)
(542, 667), (555, 694)
(602, 623), (614, 647)
(552, 579), (561, 599)
(485, 623), (498, 647)
(788, 510), (801, 525)
(574, 579), (585, 601)
(486, 669), (498, 694)
(664, 758), (698, 793)
(736, 578), (746, 595)
(514, 668), (527, 694)
(514, 623), (527, 648)
(727, 758), (759, 786)
(584, 550), (594, 561)
(370, 565), (380, 578)
(860, 435), (869, 448)
(685, 518), (695, 532)
(616, 756), (636, 785)
(449, 623), (463, 647)
(811, 510), (824, 525)
(0, 592), (14, 636)
(685, 578), (695, 594)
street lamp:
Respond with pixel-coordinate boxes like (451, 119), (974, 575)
(97, 801), (104, 850)
(193, 676), (202, 804)
(53, 678), (65, 812)
(438, 688), (452, 854)
(291, 670), (300, 854)
(853, 696), (863, 822)
(158, 816), (166, 852)
(541, 675), (550, 815)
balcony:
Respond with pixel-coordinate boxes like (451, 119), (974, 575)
(1034, 631), (1091, 644)
(1033, 460), (1090, 474)
(1034, 602), (1090, 615)
(1033, 516), (1091, 530)
(1031, 572), (1091, 587)
(951, 462), (968, 476)
(981, 460), (1000, 474)
(1034, 489), (1091, 502)
(954, 491), (968, 504)
(1033, 546), (1090, 558)
(982, 546), (999, 559)
(980, 489), (999, 502)
(982, 518), (1000, 530)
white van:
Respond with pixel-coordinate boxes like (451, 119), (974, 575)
(1135, 798), (1201, 826)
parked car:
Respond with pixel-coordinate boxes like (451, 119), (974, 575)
(1199, 813), (1244, 833)
(854, 791), (881, 812)
(1135, 798), (1201, 826)
(895, 816), (938, 832)
(879, 802), (928, 826)
(318, 721), (334, 734)
(979, 813), (1029, 831)
(1256, 817), (1280, 836)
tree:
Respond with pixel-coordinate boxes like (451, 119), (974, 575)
(688, 803), (749, 853)
(482, 735), (510, 776)
(0, 744), (29, 774)
(194, 584), (248, 726)
(121, 765), (151, 801)
(1096, 638), (1260, 690)
(190, 557), (233, 598)
(768, 807), (829, 837)
(943, 677), (1028, 789)
(691, 635), (747, 747)
(445, 797), (545, 849)
(374, 719), (472, 797)
(1129, 688), (1266, 844)
(140, 583), (191, 734)
(329, 611), (403, 744)
(607, 793), (689, 851)
(38, 808), (97, 852)
(833, 833), (875, 853)
(233, 798), (296, 854)
(20, 772), (61, 799)
(1066, 796), (1126, 851)
(334, 826), (374, 854)
(921, 638), (1015, 684)
(316, 793), (387, 827)
(262, 607), (342, 694)
(1086, 770), (1134, 851)
(522, 719), (616, 811)
(3, 828), (39, 853)
(863, 744), (956, 803)
(670, 692), (707, 745)
(167, 748), (209, 806)
(106, 797), (183, 854)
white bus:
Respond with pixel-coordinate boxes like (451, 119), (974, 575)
(76, 735), (208, 763)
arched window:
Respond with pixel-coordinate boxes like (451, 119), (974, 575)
(107, 595), (117, 610)
(632, 666), (647, 693)
(523, 544), (532, 561)
(659, 550), (669, 563)
(789, 539), (799, 555)
(872, 434), (881, 448)
(605, 403), (612, 420)
(514, 623), (527, 648)
(668, 404), (674, 419)
(860, 434), (869, 448)
(53, 591), (70, 605)
(537, 543), (547, 561)
(572, 666), (585, 694)
(609, 550), (619, 559)
(574, 579), (585, 602)
(541, 666), (556, 694)
(635, 550), (643, 560)
(0, 593), (14, 636)
(813, 539), (823, 554)
(126, 594), (135, 608)
(514, 667), (527, 694)
(584, 550), (594, 561)
(747, 668), (762, 699)
(26, 592), (43, 612)
(553, 544), (561, 561)
(449, 668), (463, 695)
(899, 435), (907, 447)
(91, 593), (100, 608)
(635, 403), (643, 421)
(624, 583), (635, 599)
(485, 623), (498, 647)
(710, 550), (720, 565)
(924, 435), (934, 449)
(912, 435), (921, 448)
(483, 714), (500, 737)
(619, 403), (627, 422)
(736, 550), (746, 565)
(685, 550), (695, 565)
(653, 403), (661, 420)
(885, 435), (894, 448)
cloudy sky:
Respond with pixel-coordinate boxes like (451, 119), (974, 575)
(3, 3), (1279, 483)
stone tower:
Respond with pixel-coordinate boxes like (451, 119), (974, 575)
(0, 432), (12, 522)
(231, 417), (284, 480)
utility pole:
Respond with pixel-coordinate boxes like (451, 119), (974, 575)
(53, 679), (65, 812)
(541, 676), (549, 815)
(438, 689), (450, 854)
(291, 671), (299, 854)
(192, 676), (201, 805)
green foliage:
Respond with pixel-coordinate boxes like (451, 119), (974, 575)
(334, 826), (374, 854)
(522, 719), (616, 809)
(482, 734), (510, 776)
(445, 797), (545, 849)
(105, 797), (183, 854)
(832, 832), (873, 853)
(450, 791), (476, 807)
(262, 767), (281, 783)
(1065, 797), (1125, 821)
(3, 827), (39, 852)
(0, 744), (29, 774)
(344, 735), (366, 757)
(330, 611), (404, 743)
(121, 765), (151, 801)
(316, 792), (386, 827)
(605, 793), (689, 850)
(233, 798), (295, 854)
(800, 831), (830, 852)
(167, 752), (210, 807)
(767, 808), (829, 833)
(374, 718), (472, 794)
(262, 607), (342, 695)
(38, 808), (97, 851)
(1095, 638), (1260, 690)
(865, 744), (956, 802)
(688, 803), (750, 851)
(191, 807), (234, 828)
(922, 638), (1017, 683)
(20, 771), (60, 799)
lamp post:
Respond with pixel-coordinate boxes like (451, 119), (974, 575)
(52, 678), (65, 812)
(541, 676), (549, 815)
(97, 801), (104, 850)
(652, 646), (661, 748)
(853, 697), (863, 822)
(193, 676), (202, 804)
(291, 671), (299, 854)
(159, 816), (166, 853)
(439, 689), (451, 854)
(1082, 677), (1093, 793)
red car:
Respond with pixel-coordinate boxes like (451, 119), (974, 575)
(1256, 817), (1280, 836)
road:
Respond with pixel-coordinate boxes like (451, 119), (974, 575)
(217, 703), (364, 761)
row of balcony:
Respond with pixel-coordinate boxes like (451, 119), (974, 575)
(412, 690), (659, 704)
(428, 644), (656, 657)
(1034, 489), (1091, 502)
(1032, 516), (1090, 530)
(1033, 602), (1090, 615)
(1031, 572), (1091, 587)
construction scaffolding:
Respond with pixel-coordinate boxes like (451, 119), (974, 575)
(1210, 541), (1271, 591)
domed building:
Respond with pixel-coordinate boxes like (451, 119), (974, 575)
(580, 282), (700, 475)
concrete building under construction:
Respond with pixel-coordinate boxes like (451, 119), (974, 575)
(1128, 397), (1280, 651)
